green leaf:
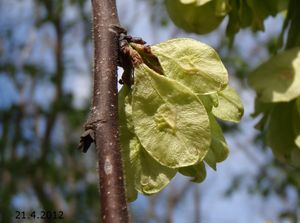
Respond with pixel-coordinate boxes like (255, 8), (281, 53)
(132, 64), (211, 168)
(130, 137), (176, 194)
(225, 0), (287, 43)
(204, 115), (229, 170)
(294, 133), (300, 149)
(152, 38), (228, 95)
(251, 98), (273, 130)
(296, 97), (300, 113)
(165, 0), (225, 34)
(251, 98), (273, 118)
(239, 1), (254, 28)
(179, 162), (206, 183)
(292, 99), (300, 148)
(247, 0), (286, 31)
(289, 147), (300, 168)
(215, 0), (230, 16)
(248, 48), (300, 103)
(266, 102), (297, 165)
(212, 86), (244, 122)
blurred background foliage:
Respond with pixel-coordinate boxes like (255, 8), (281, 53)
(0, 0), (300, 222)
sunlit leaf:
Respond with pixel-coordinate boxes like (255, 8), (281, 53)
(249, 48), (300, 103)
(132, 64), (211, 168)
(215, 0), (230, 16)
(152, 38), (228, 94)
(180, 0), (196, 4)
(180, 0), (211, 5)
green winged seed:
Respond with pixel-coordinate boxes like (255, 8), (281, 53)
(152, 38), (228, 94)
(119, 86), (176, 199)
(197, 93), (219, 113)
(179, 161), (206, 183)
(118, 86), (138, 202)
(208, 115), (229, 162)
(130, 137), (176, 194)
(249, 47), (300, 103)
(212, 86), (244, 123)
(132, 64), (211, 168)
(204, 149), (217, 170)
(204, 114), (229, 170)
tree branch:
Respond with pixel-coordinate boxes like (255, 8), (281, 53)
(166, 181), (192, 223)
(89, 0), (128, 222)
(41, 1), (64, 161)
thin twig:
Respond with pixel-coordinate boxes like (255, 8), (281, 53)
(166, 180), (192, 223)
(89, 0), (129, 222)
(41, 4), (64, 161)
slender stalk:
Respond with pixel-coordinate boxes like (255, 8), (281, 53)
(91, 0), (128, 222)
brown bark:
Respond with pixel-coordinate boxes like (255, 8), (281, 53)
(90, 0), (128, 222)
